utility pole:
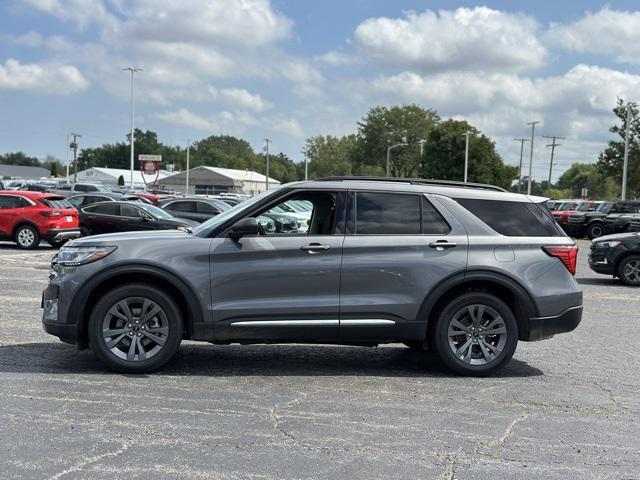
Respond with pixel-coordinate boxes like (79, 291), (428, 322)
(462, 131), (473, 183)
(304, 155), (308, 181)
(513, 138), (529, 193)
(542, 135), (566, 188)
(526, 121), (541, 195)
(69, 133), (81, 183)
(264, 139), (272, 190)
(65, 134), (70, 182)
(185, 139), (190, 194)
(123, 66), (142, 191)
(622, 103), (633, 201)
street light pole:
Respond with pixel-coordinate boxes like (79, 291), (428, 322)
(185, 139), (190, 194)
(123, 67), (142, 191)
(526, 121), (541, 195)
(264, 139), (272, 190)
(622, 103), (633, 201)
(65, 133), (70, 182)
(462, 131), (473, 183)
(70, 132), (81, 184)
(386, 140), (408, 176)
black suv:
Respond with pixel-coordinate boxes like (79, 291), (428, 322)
(565, 202), (614, 239)
(589, 232), (640, 285)
(603, 201), (640, 234)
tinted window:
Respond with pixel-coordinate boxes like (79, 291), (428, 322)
(75, 184), (90, 192)
(121, 204), (145, 218)
(455, 198), (564, 237)
(611, 203), (640, 214)
(88, 203), (120, 215)
(422, 197), (450, 234)
(355, 193), (420, 235)
(42, 198), (73, 209)
(196, 202), (218, 214)
(167, 201), (196, 212)
(67, 196), (84, 207)
(0, 196), (21, 209)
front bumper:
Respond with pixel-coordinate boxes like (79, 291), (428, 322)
(43, 228), (81, 242)
(42, 283), (81, 345)
(525, 305), (583, 341)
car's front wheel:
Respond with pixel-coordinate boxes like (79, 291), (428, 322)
(431, 292), (518, 376)
(88, 284), (183, 373)
(587, 222), (605, 239)
(617, 255), (640, 286)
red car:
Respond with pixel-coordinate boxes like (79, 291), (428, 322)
(129, 192), (176, 205)
(552, 200), (596, 227)
(0, 191), (80, 249)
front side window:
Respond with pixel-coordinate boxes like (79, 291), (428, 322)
(257, 191), (338, 235)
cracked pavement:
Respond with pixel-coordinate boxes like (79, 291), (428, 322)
(0, 240), (638, 479)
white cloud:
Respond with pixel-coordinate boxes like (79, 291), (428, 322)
(211, 87), (272, 112)
(545, 8), (640, 65)
(316, 51), (356, 67)
(0, 58), (89, 94)
(156, 108), (219, 131)
(354, 7), (545, 72)
(23, 0), (114, 29)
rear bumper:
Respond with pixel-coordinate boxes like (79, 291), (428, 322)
(524, 305), (583, 341)
(43, 228), (81, 242)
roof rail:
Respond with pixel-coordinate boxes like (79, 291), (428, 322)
(314, 176), (506, 192)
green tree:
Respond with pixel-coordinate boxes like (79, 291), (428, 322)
(597, 98), (640, 199)
(421, 120), (517, 189)
(302, 135), (357, 179)
(355, 104), (440, 177)
(0, 152), (40, 167)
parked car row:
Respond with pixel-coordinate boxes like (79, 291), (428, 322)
(546, 199), (640, 239)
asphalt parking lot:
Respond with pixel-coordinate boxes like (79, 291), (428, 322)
(0, 240), (638, 479)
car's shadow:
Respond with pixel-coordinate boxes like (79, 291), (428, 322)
(576, 277), (635, 287)
(0, 342), (543, 378)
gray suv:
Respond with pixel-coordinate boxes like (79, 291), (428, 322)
(42, 178), (583, 375)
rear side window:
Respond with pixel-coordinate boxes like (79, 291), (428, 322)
(87, 203), (120, 215)
(356, 193), (420, 234)
(167, 201), (196, 212)
(455, 198), (564, 237)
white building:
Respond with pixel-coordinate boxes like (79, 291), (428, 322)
(74, 167), (174, 190)
(157, 166), (280, 195)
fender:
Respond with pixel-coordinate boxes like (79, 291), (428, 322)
(67, 261), (207, 340)
(417, 268), (539, 328)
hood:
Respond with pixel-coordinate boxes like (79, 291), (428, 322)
(167, 217), (199, 227)
(593, 231), (639, 243)
(67, 230), (190, 246)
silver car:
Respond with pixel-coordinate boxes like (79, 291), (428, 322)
(42, 177), (583, 375)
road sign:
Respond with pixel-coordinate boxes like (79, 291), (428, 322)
(138, 154), (162, 162)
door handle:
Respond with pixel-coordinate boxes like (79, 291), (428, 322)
(300, 243), (331, 253)
(429, 241), (457, 251)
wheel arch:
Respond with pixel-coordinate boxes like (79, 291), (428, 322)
(614, 251), (640, 273)
(417, 269), (539, 343)
(12, 221), (40, 238)
(70, 263), (206, 347)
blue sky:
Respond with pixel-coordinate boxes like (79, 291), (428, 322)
(1, 0), (640, 181)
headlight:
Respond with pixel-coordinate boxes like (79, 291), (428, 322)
(596, 240), (621, 248)
(55, 246), (117, 266)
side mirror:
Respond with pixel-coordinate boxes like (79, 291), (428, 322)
(229, 217), (259, 240)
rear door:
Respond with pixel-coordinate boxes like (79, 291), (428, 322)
(340, 191), (468, 341)
(82, 203), (120, 234)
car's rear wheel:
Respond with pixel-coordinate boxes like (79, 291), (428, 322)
(79, 226), (91, 237)
(430, 292), (518, 376)
(587, 222), (604, 239)
(88, 284), (183, 373)
(14, 224), (40, 249)
(617, 255), (640, 286)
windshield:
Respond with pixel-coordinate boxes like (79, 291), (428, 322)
(138, 203), (175, 220)
(576, 203), (589, 212)
(193, 189), (279, 236)
(558, 202), (577, 211)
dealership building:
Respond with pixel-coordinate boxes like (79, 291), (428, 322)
(157, 166), (280, 195)
(75, 167), (174, 190)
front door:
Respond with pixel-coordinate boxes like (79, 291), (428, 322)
(340, 191), (469, 341)
(209, 190), (345, 341)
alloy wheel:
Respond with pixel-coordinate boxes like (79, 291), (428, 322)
(17, 228), (35, 247)
(447, 304), (507, 366)
(102, 297), (170, 361)
(622, 259), (640, 284)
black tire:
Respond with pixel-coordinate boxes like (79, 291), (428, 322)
(88, 284), (183, 373)
(48, 239), (67, 249)
(430, 292), (518, 376)
(14, 224), (40, 249)
(79, 226), (91, 237)
(617, 255), (640, 286)
(586, 222), (605, 240)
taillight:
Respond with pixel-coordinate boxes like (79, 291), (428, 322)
(543, 245), (578, 275)
(40, 210), (61, 217)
